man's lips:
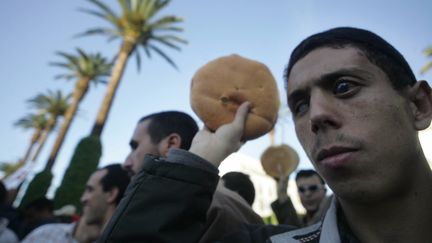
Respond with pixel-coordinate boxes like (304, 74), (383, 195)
(316, 146), (358, 165)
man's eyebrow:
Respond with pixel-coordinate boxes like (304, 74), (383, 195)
(287, 89), (308, 110)
(316, 67), (373, 86)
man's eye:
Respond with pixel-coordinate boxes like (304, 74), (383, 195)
(294, 101), (309, 116)
(333, 80), (357, 96)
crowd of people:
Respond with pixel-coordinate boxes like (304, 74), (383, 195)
(1, 26), (431, 242)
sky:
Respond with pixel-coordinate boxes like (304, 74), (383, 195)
(1, 0), (431, 197)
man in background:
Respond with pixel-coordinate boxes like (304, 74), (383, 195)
(272, 170), (331, 226)
(104, 111), (263, 242)
(22, 164), (130, 242)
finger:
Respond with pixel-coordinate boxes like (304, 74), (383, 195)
(232, 101), (251, 127)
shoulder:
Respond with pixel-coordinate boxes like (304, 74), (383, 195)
(22, 223), (74, 242)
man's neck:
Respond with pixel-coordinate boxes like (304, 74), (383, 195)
(339, 167), (432, 243)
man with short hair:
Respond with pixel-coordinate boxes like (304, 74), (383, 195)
(272, 169), (331, 227)
(102, 27), (432, 242)
(122, 111), (199, 177)
(22, 164), (129, 243)
(102, 111), (263, 243)
(80, 164), (130, 227)
(221, 171), (256, 206)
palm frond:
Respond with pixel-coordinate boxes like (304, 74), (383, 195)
(151, 36), (182, 51)
(118, 0), (132, 15)
(15, 113), (48, 130)
(423, 46), (432, 56)
(75, 28), (121, 39)
(420, 62), (432, 75)
(150, 15), (183, 28)
(79, 0), (185, 70)
(87, 0), (118, 21)
(421, 46), (432, 74)
(149, 44), (178, 69)
(134, 48), (142, 72)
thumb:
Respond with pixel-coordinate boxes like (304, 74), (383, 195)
(232, 101), (251, 129)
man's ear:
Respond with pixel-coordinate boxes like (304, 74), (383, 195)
(408, 80), (432, 130)
(158, 133), (182, 156)
(106, 187), (119, 205)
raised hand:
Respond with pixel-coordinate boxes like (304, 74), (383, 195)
(189, 102), (250, 167)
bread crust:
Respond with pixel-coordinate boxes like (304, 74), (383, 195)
(190, 54), (280, 140)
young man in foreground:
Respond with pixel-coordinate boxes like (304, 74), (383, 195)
(101, 27), (432, 242)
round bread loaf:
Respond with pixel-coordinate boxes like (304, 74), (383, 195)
(261, 144), (299, 178)
(190, 54), (280, 140)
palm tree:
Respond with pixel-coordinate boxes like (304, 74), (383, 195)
(80, 0), (187, 136)
(14, 113), (48, 166)
(44, 49), (112, 168)
(28, 90), (71, 169)
(421, 46), (432, 74)
(0, 161), (22, 178)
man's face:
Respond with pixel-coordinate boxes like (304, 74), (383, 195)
(80, 170), (109, 225)
(123, 119), (161, 177)
(287, 47), (418, 202)
(296, 175), (326, 213)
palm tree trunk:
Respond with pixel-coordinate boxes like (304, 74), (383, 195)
(90, 40), (136, 137)
(269, 128), (276, 146)
(36, 117), (56, 171)
(45, 79), (89, 171)
(19, 130), (42, 166)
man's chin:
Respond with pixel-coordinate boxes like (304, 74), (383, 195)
(127, 169), (137, 178)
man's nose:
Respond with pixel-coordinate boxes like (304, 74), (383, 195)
(309, 93), (341, 133)
(80, 193), (87, 204)
(123, 154), (132, 170)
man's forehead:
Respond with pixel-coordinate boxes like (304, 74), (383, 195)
(297, 175), (322, 184)
(88, 169), (107, 186)
(287, 46), (370, 83)
(286, 46), (369, 92)
(133, 119), (151, 139)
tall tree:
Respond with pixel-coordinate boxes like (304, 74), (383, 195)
(421, 46), (432, 74)
(28, 90), (70, 168)
(14, 113), (48, 166)
(44, 49), (112, 167)
(80, 0), (187, 136)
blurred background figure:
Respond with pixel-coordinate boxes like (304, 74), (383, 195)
(80, 164), (129, 233)
(0, 180), (19, 242)
(18, 197), (58, 239)
(21, 213), (100, 243)
(221, 171), (255, 206)
(21, 164), (129, 242)
(53, 204), (78, 223)
(272, 170), (331, 227)
(0, 181), (20, 238)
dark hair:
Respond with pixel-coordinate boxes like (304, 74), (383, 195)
(284, 27), (417, 90)
(221, 172), (255, 206)
(0, 181), (6, 204)
(295, 169), (325, 185)
(25, 197), (54, 211)
(139, 111), (198, 150)
(99, 164), (130, 205)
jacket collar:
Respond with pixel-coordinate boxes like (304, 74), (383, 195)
(269, 197), (341, 243)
